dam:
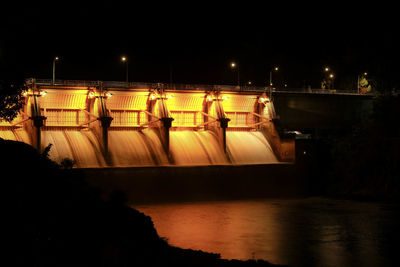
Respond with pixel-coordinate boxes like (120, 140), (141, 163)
(1, 79), (375, 201)
(0, 79), (294, 168)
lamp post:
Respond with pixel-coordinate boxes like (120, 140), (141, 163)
(323, 67), (334, 89)
(230, 62), (240, 89)
(329, 73), (335, 89)
(269, 66), (279, 97)
(52, 56), (59, 85)
(121, 56), (128, 83)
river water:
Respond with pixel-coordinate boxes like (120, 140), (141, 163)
(134, 198), (400, 267)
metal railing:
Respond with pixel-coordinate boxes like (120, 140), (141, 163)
(27, 78), (373, 95)
(273, 87), (375, 95)
(30, 79), (264, 92)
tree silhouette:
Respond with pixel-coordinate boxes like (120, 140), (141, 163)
(0, 63), (25, 121)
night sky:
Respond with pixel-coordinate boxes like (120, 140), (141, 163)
(1, 1), (399, 89)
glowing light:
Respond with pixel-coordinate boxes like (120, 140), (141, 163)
(150, 93), (157, 100)
(221, 96), (228, 101)
(121, 56), (127, 62)
(166, 94), (173, 100)
(22, 91), (28, 97)
(364, 72), (368, 76)
(88, 92), (95, 98)
(206, 95), (214, 102)
(329, 74), (334, 78)
(324, 67), (329, 72)
(105, 92), (112, 99)
(54, 56), (59, 61)
(40, 91), (47, 96)
(274, 67), (279, 71)
(258, 96), (269, 104)
(230, 62), (236, 68)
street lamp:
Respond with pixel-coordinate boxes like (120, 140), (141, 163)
(230, 62), (240, 89)
(269, 66), (279, 87)
(329, 73), (335, 89)
(121, 56), (128, 83)
(52, 56), (59, 85)
(269, 66), (279, 97)
(322, 66), (334, 89)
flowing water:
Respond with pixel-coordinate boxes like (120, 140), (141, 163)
(41, 129), (106, 168)
(0, 129), (31, 144)
(2, 128), (279, 167)
(109, 130), (169, 166)
(227, 131), (278, 164)
(135, 198), (400, 267)
(170, 130), (228, 166)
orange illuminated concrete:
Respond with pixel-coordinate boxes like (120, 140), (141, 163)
(0, 79), (295, 167)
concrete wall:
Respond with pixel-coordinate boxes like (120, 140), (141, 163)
(273, 92), (374, 132)
(80, 164), (303, 204)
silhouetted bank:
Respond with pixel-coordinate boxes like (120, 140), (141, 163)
(1, 138), (283, 266)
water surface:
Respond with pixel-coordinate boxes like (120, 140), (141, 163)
(135, 198), (400, 267)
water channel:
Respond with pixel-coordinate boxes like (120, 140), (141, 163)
(135, 198), (400, 267)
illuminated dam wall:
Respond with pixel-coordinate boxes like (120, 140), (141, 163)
(0, 80), (295, 168)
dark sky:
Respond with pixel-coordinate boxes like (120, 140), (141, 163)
(1, 1), (399, 89)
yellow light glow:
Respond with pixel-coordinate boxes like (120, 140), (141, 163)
(329, 74), (334, 78)
(55, 56), (59, 61)
(166, 94), (173, 100)
(150, 93), (157, 100)
(121, 56), (127, 62)
(206, 95), (214, 102)
(89, 92), (95, 98)
(105, 92), (112, 99)
(221, 96), (228, 101)
(22, 91), (28, 97)
(325, 67), (329, 72)
(40, 91), (47, 96)
(274, 67), (279, 71)
(230, 62), (236, 68)
(258, 96), (269, 104)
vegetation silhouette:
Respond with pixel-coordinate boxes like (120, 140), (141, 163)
(325, 93), (400, 199)
(1, 138), (283, 266)
(297, 93), (400, 200)
(0, 64), (24, 122)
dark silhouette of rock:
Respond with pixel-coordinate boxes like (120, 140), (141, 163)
(1, 138), (283, 266)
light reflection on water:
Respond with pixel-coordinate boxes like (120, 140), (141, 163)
(135, 198), (400, 267)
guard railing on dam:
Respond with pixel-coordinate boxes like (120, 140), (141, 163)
(29, 79), (371, 96)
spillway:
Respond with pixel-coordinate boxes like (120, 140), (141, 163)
(109, 129), (169, 167)
(2, 79), (295, 168)
(0, 128), (31, 144)
(170, 130), (228, 166)
(41, 129), (106, 168)
(227, 131), (278, 164)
